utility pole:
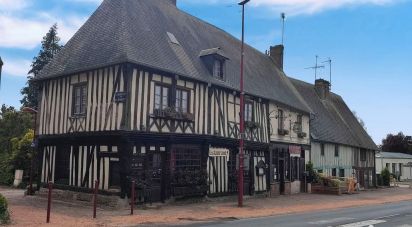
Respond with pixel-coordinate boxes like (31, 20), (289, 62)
(238, 0), (250, 208)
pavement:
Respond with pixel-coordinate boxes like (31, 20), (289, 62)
(1, 186), (412, 226)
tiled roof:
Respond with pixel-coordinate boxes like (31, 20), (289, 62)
(290, 78), (378, 150)
(36, 0), (309, 113)
(376, 152), (412, 159)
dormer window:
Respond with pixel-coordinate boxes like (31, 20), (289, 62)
(199, 47), (229, 80)
(213, 59), (224, 79)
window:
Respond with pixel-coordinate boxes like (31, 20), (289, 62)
(399, 163), (403, 177)
(332, 168), (337, 177)
(392, 163), (396, 174)
(339, 169), (345, 177)
(245, 101), (253, 122)
(318, 169), (323, 174)
(321, 143), (325, 156)
(213, 59), (224, 79)
(360, 149), (367, 161)
(278, 109), (284, 130)
(175, 89), (189, 113)
(296, 114), (303, 132)
(154, 84), (169, 110)
(386, 163), (390, 169)
(73, 84), (87, 116)
(334, 145), (339, 157)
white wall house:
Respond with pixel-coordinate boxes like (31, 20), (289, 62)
(291, 78), (378, 189)
(376, 152), (412, 181)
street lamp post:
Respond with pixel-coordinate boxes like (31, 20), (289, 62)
(238, 0), (250, 208)
(22, 107), (38, 195)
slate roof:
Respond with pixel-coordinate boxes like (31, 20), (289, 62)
(290, 78), (378, 150)
(376, 152), (412, 159)
(35, 0), (309, 113)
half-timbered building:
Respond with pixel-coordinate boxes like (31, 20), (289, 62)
(290, 78), (378, 189)
(34, 0), (310, 202)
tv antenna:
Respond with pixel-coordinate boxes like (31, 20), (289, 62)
(281, 12), (286, 45)
(305, 55), (324, 80)
(322, 58), (332, 89)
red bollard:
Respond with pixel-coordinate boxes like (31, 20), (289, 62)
(131, 180), (135, 215)
(93, 180), (99, 219)
(46, 182), (53, 223)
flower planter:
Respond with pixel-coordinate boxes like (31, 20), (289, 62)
(311, 183), (347, 195)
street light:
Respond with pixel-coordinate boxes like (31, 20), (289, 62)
(238, 0), (250, 208)
(22, 107), (38, 195)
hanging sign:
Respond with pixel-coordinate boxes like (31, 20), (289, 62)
(289, 145), (301, 155)
(236, 154), (250, 171)
(209, 148), (229, 160)
(114, 92), (127, 103)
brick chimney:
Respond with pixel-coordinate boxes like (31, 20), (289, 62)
(315, 79), (331, 100)
(269, 45), (284, 70)
(169, 0), (177, 6)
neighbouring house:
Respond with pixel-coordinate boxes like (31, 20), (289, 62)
(34, 0), (310, 202)
(376, 152), (412, 181)
(290, 78), (378, 189)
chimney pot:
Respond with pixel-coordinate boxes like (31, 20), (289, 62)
(169, 0), (177, 6)
(269, 45), (284, 70)
(315, 79), (330, 99)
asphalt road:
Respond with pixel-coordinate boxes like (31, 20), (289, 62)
(196, 201), (412, 227)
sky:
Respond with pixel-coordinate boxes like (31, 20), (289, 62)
(0, 0), (411, 144)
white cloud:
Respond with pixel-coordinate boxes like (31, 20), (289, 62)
(0, 0), (29, 12)
(1, 58), (32, 77)
(0, 13), (87, 49)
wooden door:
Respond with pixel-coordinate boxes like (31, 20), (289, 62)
(279, 159), (285, 194)
(148, 150), (164, 202)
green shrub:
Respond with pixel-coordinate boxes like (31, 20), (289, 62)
(0, 193), (10, 224)
(381, 167), (390, 186)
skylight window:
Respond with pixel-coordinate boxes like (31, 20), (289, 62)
(167, 32), (180, 45)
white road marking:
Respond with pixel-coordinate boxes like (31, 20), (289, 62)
(338, 220), (386, 227)
(308, 217), (355, 225)
(376, 214), (401, 219)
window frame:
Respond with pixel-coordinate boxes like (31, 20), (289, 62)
(321, 143), (325, 156)
(332, 168), (337, 177)
(244, 100), (254, 122)
(278, 109), (284, 131)
(334, 145), (339, 157)
(213, 59), (225, 80)
(297, 114), (303, 132)
(339, 168), (345, 177)
(72, 83), (88, 117)
(360, 149), (367, 161)
(175, 87), (191, 114)
(154, 83), (170, 111)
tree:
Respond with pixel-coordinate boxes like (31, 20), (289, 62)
(0, 105), (32, 155)
(380, 167), (390, 186)
(381, 132), (412, 154)
(21, 23), (63, 108)
(352, 111), (367, 131)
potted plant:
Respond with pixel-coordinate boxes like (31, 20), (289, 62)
(298, 132), (307, 138)
(278, 128), (289, 136)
